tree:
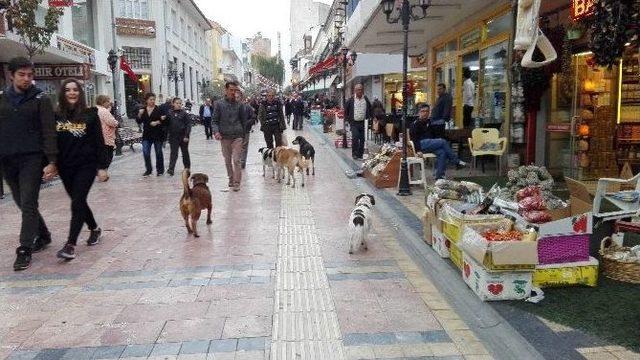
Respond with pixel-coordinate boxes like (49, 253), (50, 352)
(200, 79), (224, 101)
(4, 0), (63, 60)
(251, 54), (284, 86)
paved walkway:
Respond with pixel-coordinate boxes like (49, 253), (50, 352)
(1, 126), (497, 360)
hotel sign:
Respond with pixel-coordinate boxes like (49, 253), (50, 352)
(571, 0), (595, 21)
(116, 18), (156, 38)
(34, 64), (91, 80)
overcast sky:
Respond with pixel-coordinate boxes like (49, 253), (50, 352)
(194, 0), (332, 83)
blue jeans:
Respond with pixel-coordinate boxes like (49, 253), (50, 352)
(142, 139), (164, 174)
(420, 138), (459, 179)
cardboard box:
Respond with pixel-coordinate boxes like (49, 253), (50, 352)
(423, 208), (433, 245)
(450, 242), (462, 270)
(460, 227), (538, 271)
(442, 220), (462, 244)
(432, 227), (451, 258)
(502, 208), (592, 238)
(533, 257), (599, 288)
(565, 177), (594, 215)
(462, 254), (533, 301)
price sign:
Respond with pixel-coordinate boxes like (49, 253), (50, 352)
(571, 0), (595, 21)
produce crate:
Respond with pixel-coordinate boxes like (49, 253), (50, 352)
(442, 220), (462, 244)
(533, 257), (599, 288)
(450, 243), (462, 270)
(462, 254), (533, 301)
(432, 227), (450, 258)
(538, 234), (590, 265)
(460, 227), (538, 271)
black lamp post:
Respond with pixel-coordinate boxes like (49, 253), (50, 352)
(339, 47), (357, 149)
(381, 0), (431, 196)
(107, 50), (124, 156)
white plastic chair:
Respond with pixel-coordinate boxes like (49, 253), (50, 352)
(593, 173), (640, 222)
(468, 128), (507, 174)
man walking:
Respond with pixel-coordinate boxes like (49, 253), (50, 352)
(462, 68), (475, 128)
(431, 83), (453, 127)
(291, 94), (305, 130)
(344, 83), (371, 160)
(166, 97), (192, 176)
(0, 57), (58, 270)
(213, 81), (249, 192)
(237, 90), (255, 169)
(284, 96), (292, 126)
(199, 98), (214, 140)
(258, 89), (286, 149)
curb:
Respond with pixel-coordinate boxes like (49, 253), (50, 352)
(305, 124), (546, 360)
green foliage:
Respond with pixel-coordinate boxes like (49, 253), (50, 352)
(251, 54), (284, 86)
(5, 0), (64, 60)
(200, 80), (224, 101)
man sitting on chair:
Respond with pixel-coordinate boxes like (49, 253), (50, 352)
(411, 104), (466, 180)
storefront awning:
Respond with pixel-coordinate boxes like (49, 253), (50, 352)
(345, 0), (508, 54)
(309, 55), (338, 76)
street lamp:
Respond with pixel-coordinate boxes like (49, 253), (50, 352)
(107, 49), (125, 156)
(339, 47), (357, 149)
(381, 0), (431, 196)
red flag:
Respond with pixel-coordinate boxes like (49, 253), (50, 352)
(119, 56), (138, 84)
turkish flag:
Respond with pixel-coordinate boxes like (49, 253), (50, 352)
(119, 56), (138, 84)
(49, 0), (74, 6)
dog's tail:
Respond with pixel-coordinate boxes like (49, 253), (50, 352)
(181, 169), (191, 199)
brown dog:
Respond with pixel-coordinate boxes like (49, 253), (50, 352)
(274, 146), (306, 188)
(180, 169), (212, 237)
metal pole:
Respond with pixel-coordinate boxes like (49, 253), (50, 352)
(397, 0), (411, 196)
(342, 58), (348, 148)
(110, 0), (120, 113)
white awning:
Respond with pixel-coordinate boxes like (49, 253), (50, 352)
(315, 74), (338, 91)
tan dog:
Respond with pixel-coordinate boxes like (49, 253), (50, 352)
(180, 169), (212, 237)
(274, 146), (306, 188)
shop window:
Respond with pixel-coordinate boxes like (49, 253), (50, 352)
(446, 40), (457, 57)
(484, 12), (512, 39)
(435, 46), (446, 63)
(460, 28), (481, 50)
(72, 0), (95, 48)
(118, 0), (149, 19)
(479, 41), (508, 126)
(123, 47), (152, 69)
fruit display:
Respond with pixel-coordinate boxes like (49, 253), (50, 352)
(498, 165), (567, 210)
(362, 144), (396, 176)
(430, 179), (484, 203)
(483, 229), (524, 242)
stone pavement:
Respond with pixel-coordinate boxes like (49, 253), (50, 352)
(1, 125), (503, 360)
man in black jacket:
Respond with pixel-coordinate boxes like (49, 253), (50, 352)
(344, 83), (371, 160)
(166, 97), (192, 176)
(291, 94), (305, 130)
(199, 98), (214, 140)
(258, 89), (286, 149)
(0, 57), (58, 270)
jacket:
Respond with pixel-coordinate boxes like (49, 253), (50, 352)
(0, 85), (58, 163)
(258, 99), (285, 131)
(96, 105), (118, 147)
(431, 92), (453, 124)
(55, 107), (109, 170)
(410, 118), (445, 152)
(291, 99), (305, 116)
(166, 109), (192, 140)
(199, 104), (213, 118)
(212, 97), (248, 139)
(242, 103), (256, 133)
(136, 106), (165, 142)
(344, 95), (372, 123)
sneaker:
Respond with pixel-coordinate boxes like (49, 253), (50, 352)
(32, 233), (52, 253)
(456, 161), (468, 170)
(56, 244), (76, 260)
(143, 171), (152, 177)
(14, 247), (32, 271)
(87, 228), (101, 246)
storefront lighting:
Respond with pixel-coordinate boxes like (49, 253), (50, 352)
(574, 51), (593, 57)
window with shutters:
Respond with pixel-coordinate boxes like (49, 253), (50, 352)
(123, 47), (152, 69)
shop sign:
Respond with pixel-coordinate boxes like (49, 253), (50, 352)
(116, 18), (156, 38)
(571, 0), (595, 21)
(56, 36), (96, 68)
(34, 64), (91, 80)
(410, 54), (427, 69)
(546, 123), (572, 133)
(49, 0), (74, 6)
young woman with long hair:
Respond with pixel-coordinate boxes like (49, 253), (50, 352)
(54, 78), (110, 260)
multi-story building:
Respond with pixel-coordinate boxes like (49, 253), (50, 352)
(247, 32), (272, 58)
(290, 0), (330, 62)
(208, 20), (226, 82)
(220, 32), (244, 84)
(0, 1), (110, 105)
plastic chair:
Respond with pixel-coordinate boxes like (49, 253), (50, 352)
(468, 128), (507, 174)
(593, 172), (640, 222)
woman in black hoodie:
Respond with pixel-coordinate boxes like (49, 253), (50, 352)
(55, 79), (110, 260)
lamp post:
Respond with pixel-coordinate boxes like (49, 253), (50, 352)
(107, 50), (124, 156)
(339, 47), (357, 149)
(381, 0), (431, 196)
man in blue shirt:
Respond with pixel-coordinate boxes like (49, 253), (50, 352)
(199, 98), (214, 140)
(411, 104), (466, 179)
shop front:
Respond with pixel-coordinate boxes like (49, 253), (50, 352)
(430, 6), (512, 131)
(382, 70), (427, 115)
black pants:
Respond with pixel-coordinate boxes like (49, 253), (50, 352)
(293, 114), (303, 130)
(351, 121), (365, 158)
(463, 105), (474, 128)
(105, 145), (114, 169)
(59, 166), (98, 246)
(1, 153), (50, 248)
(203, 117), (213, 139)
(169, 138), (191, 172)
(0, 163), (4, 197)
(262, 125), (283, 149)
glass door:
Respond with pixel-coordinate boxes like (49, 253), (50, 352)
(478, 40), (508, 130)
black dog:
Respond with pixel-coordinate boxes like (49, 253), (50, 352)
(292, 136), (315, 175)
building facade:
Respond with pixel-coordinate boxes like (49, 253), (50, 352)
(220, 32), (244, 84)
(247, 32), (272, 58)
(208, 20), (226, 82)
(290, 0), (330, 63)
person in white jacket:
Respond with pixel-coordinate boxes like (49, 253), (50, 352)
(95, 95), (119, 168)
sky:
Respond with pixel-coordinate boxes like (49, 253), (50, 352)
(194, 0), (333, 83)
